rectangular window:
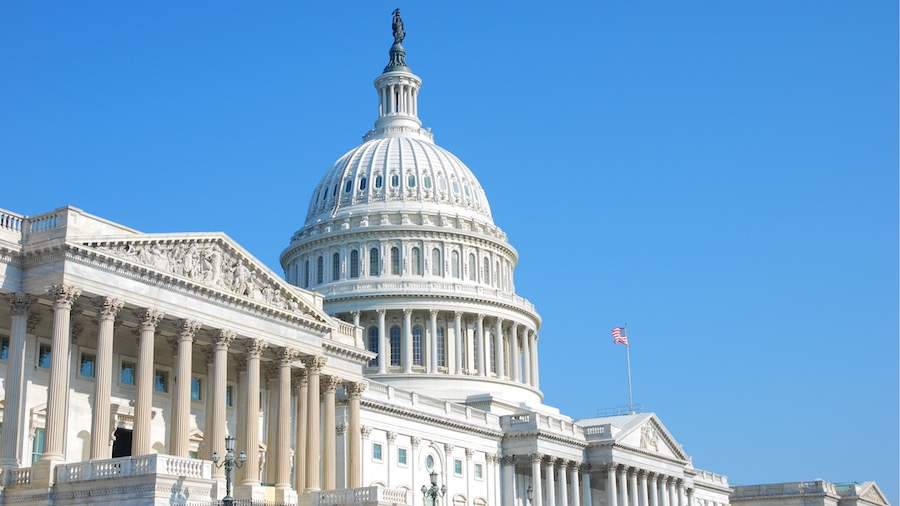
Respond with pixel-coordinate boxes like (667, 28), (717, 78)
(0, 335), (9, 360)
(32, 428), (45, 464)
(454, 459), (463, 476)
(154, 369), (169, 393)
(120, 361), (136, 385)
(226, 385), (234, 407)
(398, 448), (407, 466)
(475, 463), (483, 480)
(373, 443), (383, 462)
(79, 352), (96, 379)
(38, 343), (52, 369)
(191, 377), (202, 401)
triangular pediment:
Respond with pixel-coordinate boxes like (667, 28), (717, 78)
(856, 482), (890, 506)
(616, 414), (688, 461)
(73, 233), (331, 327)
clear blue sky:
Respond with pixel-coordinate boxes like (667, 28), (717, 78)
(2, 2), (897, 502)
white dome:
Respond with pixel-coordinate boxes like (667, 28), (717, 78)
(305, 136), (493, 226)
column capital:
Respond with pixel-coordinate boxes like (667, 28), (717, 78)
(276, 347), (299, 365)
(444, 443), (454, 455)
(304, 355), (327, 372)
(48, 284), (81, 309)
(321, 374), (339, 393)
(336, 423), (348, 435)
(245, 338), (268, 358)
(134, 308), (165, 330)
(476, 313), (485, 322)
(93, 296), (124, 320)
(176, 318), (201, 340)
(410, 436), (421, 448)
(292, 368), (309, 388)
(464, 448), (474, 459)
(402, 308), (412, 317)
(386, 431), (397, 444)
(7, 292), (37, 316)
(345, 381), (367, 398)
(495, 316), (504, 326)
(211, 329), (237, 349)
(486, 453), (497, 464)
(376, 308), (386, 316)
(350, 310), (360, 318)
(530, 452), (544, 463)
(361, 426), (372, 439)
(453, 310), (463, 319)
(428, 308), (438, 317)
(501, 455), (516, 466)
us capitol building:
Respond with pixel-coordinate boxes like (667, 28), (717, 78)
(0, 12), (889, 506)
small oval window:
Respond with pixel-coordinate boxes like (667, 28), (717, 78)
(360, 177), (368, 190)
(464, 185), (471, 197)
(408, 175), (416, 187)
(452, 181), (459, 193)
(323, 187), (329, 199)
(332, 184), (338, 197)
(439, 179), (447, 190)
(375, 175), (383, 188)
(424, 176), (432, 188)
(345, 180), (352, 193)
(391, 174), (400, 187)
(425, 455), (435, 471)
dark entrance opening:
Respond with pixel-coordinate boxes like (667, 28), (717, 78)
(111, 428), (133, 458)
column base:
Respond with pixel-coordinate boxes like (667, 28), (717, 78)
(276, 487), (298, 504)
(31, 456), (64, 486)
(235, 483), (268, 501)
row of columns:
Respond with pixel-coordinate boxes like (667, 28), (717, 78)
(0, 287), (368, 497)
(379, 82), (418, 117)
(526, 454), (590, 506)
(350, 309), (540, 388)
(606, 464), (692, 506)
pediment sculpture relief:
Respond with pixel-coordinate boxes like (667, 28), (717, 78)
(640, 424), (660, 452)
(92, 240), (306, 314)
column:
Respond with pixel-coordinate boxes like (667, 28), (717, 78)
(607, 464), (618, 506)
(453, 311), (463, 375)
(294, 369), (309, 493)
(510, 323), (521, 383)
(387, 432), (398, 486)
(475, 314), (486, 377)
(668, 479), (677, 506)
(90, 297), (123, 460)
(0, 293), (35, 469)
(275, 347), (297, 494)
(532, 333), (541, 388)
(377, 309), (387, 374)
(133, 309), (164, 456)
(38, 285), (81, 473)
(322, 375), (338, 490)
(658, 475), (668, 506)
(305, 356), (327, 492)
(545, 457), (556, 506)
(686, 487), (694, 506)
(203, 346), (215, 460)
(494, 318), (505, 378)
(648, 474), (659, 506)
(570, 464), (582, 506)
(428, 309), (438, 373)
(639, 471), (649, 506)
(240, 339), (267, 488)
(402, 309), (412, 373)
(629, 469), (639, 506)
(351, 311), (361, 347)
(523, 329), (533, 386)
(618, 466), (628, 506)
(171, 319), (200, 457)
(557, 460), (568, 506)
(346, 381), (366, 488)
(234, 354), (248, 482)
(501, 455), (515, 506)
(531, 454), (544, 506)
(677, 481), (686, 506)
(582, 465), (592, 506)
(209, 330), (235, 476)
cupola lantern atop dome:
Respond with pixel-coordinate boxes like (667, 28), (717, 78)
(369, 9), (428, 140)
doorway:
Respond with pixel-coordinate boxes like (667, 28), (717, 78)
(111, 428), (133, 458)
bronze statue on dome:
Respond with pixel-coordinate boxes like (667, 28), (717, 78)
(392, 9), (405, 44)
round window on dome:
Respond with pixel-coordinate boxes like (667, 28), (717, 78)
(408, 175), (416, 187)
(424, 176), (432, 189)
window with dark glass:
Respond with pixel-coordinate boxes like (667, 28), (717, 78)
(226, 385), (234, 407)
(332, 252), (340, 281)
(390, 326), (401, 366)
(469, 254), (476, 281)
(38, 343), (51, 369)
(375, 175), (383, 188)
(121, 361), (136, 385)
(155, 369), (169, 393)
(451, 251), (460, 278)
(359, 177), (368, 190)
(412, 326), (423, 366)
(191, 377), (202, 401)
(411, 247), (421, 275)
(431, 248), (441, 276)
(0, 335), (8, 360)
(483, 257), (490, 285)
(345, 180), (352, 193)
(407, 175), (416, 187)
(390, 247), (400, 275)
(80, 353), (96, 379)
(304, 260), (310, 288)
(391, 174), (399, 187)
(369, 248), (380, 276)
(350, 250), (360, 278)
(437, 326), (446, 367)
(32, 428), (45, 464)
(317, 256), (324, 284)
(368, 327), (379, 366)
(424, 176), (432, 189)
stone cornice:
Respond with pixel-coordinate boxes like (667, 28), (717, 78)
(323, 339), (376, 364)
(360, 398), (503, 440)
(501, 428), (588, 449)
(589, 439), (691, 467)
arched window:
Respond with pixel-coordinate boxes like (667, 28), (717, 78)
(482, 257), (490, 285)
(412, 326), (424, 366)
(390, 247), (400, 275)
(468, 254), (476, 281)
(316, 256), (324, 284)
(437, 326), (446, 367)
(369, 248), (380, 276)
(389, 326), (401, 366)
(367, 327), (379, 366)
(451, 251), (460, 278)
(350, 250), (359, 278)
(489, 333), (496, 374)
(431, 248), (442, 276)
(411, 247), (422, 276)
(303, 260), (310, 288)
(332, 252), (340, 281)
(495, 261), (500, 288)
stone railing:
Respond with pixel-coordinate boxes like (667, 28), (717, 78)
(7, 467), (31, 487)
(315, 281), (536, 314)
(500, 412), (584, 440)
(583, 424), (611, 439)
(364, 382), (500, 428)
(694, 470), (729, 487)
(313, 486), (412, 505)
(56, 454), (212, 484)
(331, 320), (363, 346)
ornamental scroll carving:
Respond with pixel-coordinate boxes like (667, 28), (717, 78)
(91, 240), (305, 313)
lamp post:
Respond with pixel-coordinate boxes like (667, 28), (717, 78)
(211, 434), (247, 506)
(421, 469), (447, 506)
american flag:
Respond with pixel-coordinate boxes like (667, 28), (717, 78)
(611, 327), (628, 346)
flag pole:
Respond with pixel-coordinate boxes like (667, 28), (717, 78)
(624, 323), (634, 414)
